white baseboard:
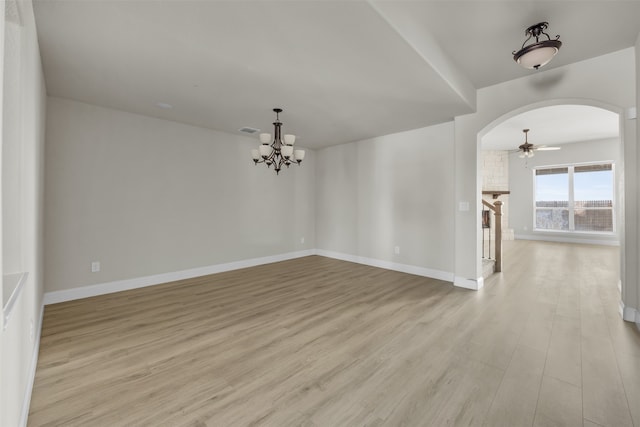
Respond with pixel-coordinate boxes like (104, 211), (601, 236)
(454, 276), (484, 290)
(315, 249), (454, 283)
(514, 233), (619, 246)
(19, 302), (44, 427)
(43, 248), (483, 306)
(43, 250), (316, 305)
(619, 300), (640, 324)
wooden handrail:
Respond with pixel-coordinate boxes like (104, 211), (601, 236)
(481, 199), (503, 273)
(482, 199), (497, 212)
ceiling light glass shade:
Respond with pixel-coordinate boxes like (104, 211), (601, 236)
(259, 144), (272, 158)
(281, 145), (294, 158)
(251, 108), (303, 174)
(515, 44), (560, 69)
(513, 22), (562, 70)
(259, 133), (271, 144)
(519, 152), (526, 159)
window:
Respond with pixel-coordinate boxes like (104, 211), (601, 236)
(534, 163), (614, 233)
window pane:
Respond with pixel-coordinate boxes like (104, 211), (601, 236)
(574, 208), (613, 232)
(536, 208), (569, 230)
(574, 169), (613, 201)
(574, 166), (613, 232)
(535, 168), (569, 230)
(535, 169), (568, 203)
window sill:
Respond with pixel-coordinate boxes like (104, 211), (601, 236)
(533, 229), (616, 236)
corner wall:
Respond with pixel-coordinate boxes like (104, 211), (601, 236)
(1, 1), (47, 425)
(315, 122), (455, 280)
(44, 98), (316, 293)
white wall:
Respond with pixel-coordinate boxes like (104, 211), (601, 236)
(635, 33), (640, 325)
(44, 97), (315, 293)
(1, 0), (47, 426)
(316, 122), (455, 279)
(510, 138), (621, 245)
(454, 48), (637, 315)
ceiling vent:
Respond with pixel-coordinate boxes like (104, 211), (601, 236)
(239, 127), (260, 134)
(6, 0), (22, 25)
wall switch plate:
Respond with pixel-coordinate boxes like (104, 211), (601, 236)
(91, 261), (101, 272)
(300, 237), (305, 244)
(459, 201), (470, 211)
(394, 246), (400, 255)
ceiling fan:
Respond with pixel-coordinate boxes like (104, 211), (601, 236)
(516, 128), (560, 158)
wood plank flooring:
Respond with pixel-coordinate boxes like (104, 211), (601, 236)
(28, 241), (640, 426)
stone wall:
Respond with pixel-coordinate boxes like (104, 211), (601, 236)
(481, 150), (514, 240)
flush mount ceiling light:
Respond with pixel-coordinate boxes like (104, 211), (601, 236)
(513, 22), (562, 70)
(251, 108), (305, 175)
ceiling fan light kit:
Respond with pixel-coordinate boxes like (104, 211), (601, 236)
(513, 22), (562, 70)
(517, 128), (560, 158)
(251, 108), (305, 175)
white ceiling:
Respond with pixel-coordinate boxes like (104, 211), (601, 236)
(32, 1), (640, 149)
(481, 105), (620, 151)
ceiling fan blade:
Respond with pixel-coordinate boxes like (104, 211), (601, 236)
(535, 146), (561, 151)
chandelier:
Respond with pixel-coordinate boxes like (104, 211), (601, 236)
(513, 22), (562, 70)
(251, 108), (305, 175)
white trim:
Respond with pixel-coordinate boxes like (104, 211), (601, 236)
(618, 280), (622, 293)
(3, 271), (28, 329)
(19, 302), (44, 427)
(619, 300), (640, 324)
(43, 250), (315, 305)
(454, 276), (484, 290)
(315, 249), (455, 283)
(514, 233), (619, 246)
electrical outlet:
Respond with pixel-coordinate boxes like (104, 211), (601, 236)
(523, 226), (528, 231)
(300, 237), (305, 244)
(91, 261), (101, 273)
(394, 246), (400, 255)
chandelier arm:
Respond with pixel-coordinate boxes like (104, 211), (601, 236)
(520, 33), (533, 50)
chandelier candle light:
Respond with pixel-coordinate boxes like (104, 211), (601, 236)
(251, 108), (305, 175)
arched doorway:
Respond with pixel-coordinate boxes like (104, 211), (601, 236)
(476, 99), (625, 299)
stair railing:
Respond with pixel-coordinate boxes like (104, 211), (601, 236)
(481, 199), (503, 273)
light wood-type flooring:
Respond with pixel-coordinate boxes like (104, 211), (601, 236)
(29, 241), (640, 426)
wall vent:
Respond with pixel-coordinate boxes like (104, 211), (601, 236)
(239, 127), (259, 134)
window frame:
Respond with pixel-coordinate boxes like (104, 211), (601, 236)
(532, 161), (615, 234)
